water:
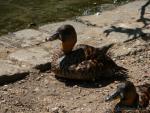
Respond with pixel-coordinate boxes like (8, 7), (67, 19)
(0, 0), (130, 36)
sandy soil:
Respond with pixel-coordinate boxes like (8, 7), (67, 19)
(0, 38), (149, 113)
(0, 1), (150, 113)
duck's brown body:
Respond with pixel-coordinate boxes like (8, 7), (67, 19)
(106, 81), (150, 113)
(47, 24), (126, 81)
(51, 44), (125, 81)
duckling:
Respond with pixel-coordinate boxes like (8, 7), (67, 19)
(46, 24), (127, 81)
(105, 81), (150, 113)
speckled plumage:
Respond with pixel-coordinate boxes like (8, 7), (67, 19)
(47, 24), (127, 81)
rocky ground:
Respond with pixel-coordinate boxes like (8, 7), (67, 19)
(0, 0), (150, 113)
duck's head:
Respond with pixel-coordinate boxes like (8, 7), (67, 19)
(106, 81), (139, 107)
(46, 24), (77, 54)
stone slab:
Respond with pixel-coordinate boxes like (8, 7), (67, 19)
(76, 1), (150, 43)
(39, 20), (90, 35)
(13, 29), (49, 47)
(0, 35), (20, 48)
(8, 47), (52, 71)
(78, 1), (150, 27)
(0, 60), (29, 85)
(0, 29), (49, 48)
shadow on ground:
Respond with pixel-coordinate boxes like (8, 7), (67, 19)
(55, 71), (128, 88)
(104, 0), (150, 42)
(104, 26), (150, 42)
(0, 72), (28, 86)
(137, 0), (150, 27)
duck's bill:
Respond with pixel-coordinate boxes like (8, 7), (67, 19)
(46, 32), (59, 41)
(105, 90), (121, 102)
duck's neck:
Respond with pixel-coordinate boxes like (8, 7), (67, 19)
(61, 40), (76, 55)
(120, 93), (139, 108)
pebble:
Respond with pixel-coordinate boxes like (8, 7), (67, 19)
(76, 107), (84, 112)
(45, 85), (48, 88)
(35, 76), (41, 81)
(75, 96), (81, 99)
(18, 80), (25, 84)
(139, 56), (143, 59)
(41, 74), (44, 77)
(51, 107), (59, 113)
(87, 108), (92, 112)
(73, 85), (78, 88)
(33, 87), (40, 92)
(0, 99), (6, 104)
(2, 87), (8, 91)
(83, 103), (87, 106)
(95, 12), (101, 16)
(70, 98), (74, 101)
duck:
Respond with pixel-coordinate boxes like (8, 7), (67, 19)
(45, 24), (127, 81)
(105, 81), (150, 113)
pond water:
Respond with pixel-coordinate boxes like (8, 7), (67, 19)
(0, 0), (130, 35)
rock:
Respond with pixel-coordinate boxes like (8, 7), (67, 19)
(51, 107), (59, 113)
(0, 35), (19, 48)
(8, 47), (51, 72)
(13, 29), (49, 47)
(0, 29), (49, 48)
(77, 0), (150, 43)
(0, 60), (29, 85)
(39, 20), (89, 36)
(78, 1), (147, 27)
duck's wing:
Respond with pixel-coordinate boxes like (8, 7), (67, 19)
(66, 59), (104, 81)
(136, 84), (150, 108)
(52, 47), (103, 80)
(54, 44), (114, 70)
(52, 44), (127, 81)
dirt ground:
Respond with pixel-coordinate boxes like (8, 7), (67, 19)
(0, 1), (150, 113)
(0, 38), (149, 113)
